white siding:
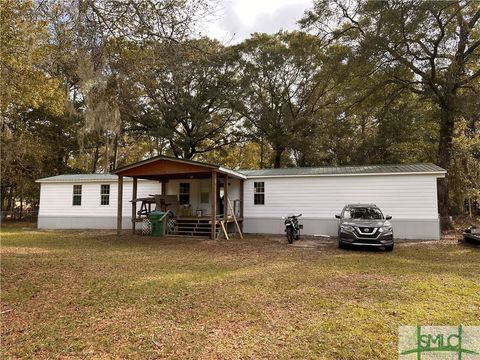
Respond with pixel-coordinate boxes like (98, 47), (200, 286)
(38, 173), (441, 238)
(166, 179), (204, 215)
(244, 174), (439, 220)
(38, 180), (161, 217)
(227, 178), (241, 204)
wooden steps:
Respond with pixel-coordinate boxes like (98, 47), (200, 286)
(159, 215), (243, 238)
(167, 218), (219, 237)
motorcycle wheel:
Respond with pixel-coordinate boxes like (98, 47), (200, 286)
(286, 228), (294, 244)
(294, 231), (300, 240)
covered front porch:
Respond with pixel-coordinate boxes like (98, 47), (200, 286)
(113, 156), (246, 239)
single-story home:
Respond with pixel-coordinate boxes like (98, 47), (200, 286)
(36, 156), (446, 239)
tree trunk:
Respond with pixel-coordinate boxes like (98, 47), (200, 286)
(169, 139), (180, 158)
(92, 145), (99, 173)
(104, 133), (110, 174)
(0, 186), (6, 213)
(6, 186), (15, 219)
(437, 104), (455, 231)
(20, 194), (23, 220)
(260, 137), (264, 169)
(112, 134), (119, 171)
(273, 146), (284, 168)
(6, 186), (13, 212)
(297, 150), (308, 167)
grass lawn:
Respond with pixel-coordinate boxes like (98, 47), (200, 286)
(1, 224), (479, 359)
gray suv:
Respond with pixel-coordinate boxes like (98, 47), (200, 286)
(335, 204), (394, 251)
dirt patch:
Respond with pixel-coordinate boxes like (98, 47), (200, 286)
(260, 234), (337, 248)
(0, 246), (56, 255)
(289, 236), (336, 248)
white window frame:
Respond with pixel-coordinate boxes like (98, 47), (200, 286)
(72, 185), (82, 206)
(100, 184), (110, 205)
(254, 182), (265, 205)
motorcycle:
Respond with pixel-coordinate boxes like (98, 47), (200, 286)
(283, 214), (303, 244)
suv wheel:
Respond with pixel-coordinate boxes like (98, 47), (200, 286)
(384, 244), (394, 252)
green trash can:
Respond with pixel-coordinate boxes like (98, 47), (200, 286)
(148, 211), (166, 237)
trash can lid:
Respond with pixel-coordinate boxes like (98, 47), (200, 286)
(148, 211), (165, 219)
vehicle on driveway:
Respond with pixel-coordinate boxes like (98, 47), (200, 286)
(335, 204), (394, 251)
(463, 225), (480, 245)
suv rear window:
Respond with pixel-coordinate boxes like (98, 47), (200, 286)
(343, 207), (383, 220)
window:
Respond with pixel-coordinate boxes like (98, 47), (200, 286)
(179, 183), (190, 205)
(72, 185), (82, 206)
(233, 199), (241, 217)
(100, 184), (110, 205)
(343, 207), (383, 220)
(254, 182), (265, 205)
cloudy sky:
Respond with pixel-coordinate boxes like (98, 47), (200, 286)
(199, 0), (313, 43)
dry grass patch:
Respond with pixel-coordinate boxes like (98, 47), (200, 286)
(1, 225), (479, 359)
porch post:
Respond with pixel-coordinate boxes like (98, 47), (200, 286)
(161, 180), (166, 194)
(117, 175), (123, 235)
(132, 177), (137, 234)
(211, 171), (217, 239)
(223, 174), (229, 218)
(240, 179), (244, 218)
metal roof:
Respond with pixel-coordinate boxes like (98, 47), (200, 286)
(37, 163), (445, 182)
(36, 174), (125, 183)
(238, 163), (446, 177)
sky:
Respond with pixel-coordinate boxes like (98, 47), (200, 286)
(199, 0), (313, 44)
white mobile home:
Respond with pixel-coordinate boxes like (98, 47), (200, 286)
(241, 165), (445, 240)
(37, 157), (446, 239)
(37, 175), (161, 229)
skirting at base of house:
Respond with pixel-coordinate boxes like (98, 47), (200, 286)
(38, 216), (134, 230)
(38, 215), (441, 240)
(243, 217), (441, 240)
